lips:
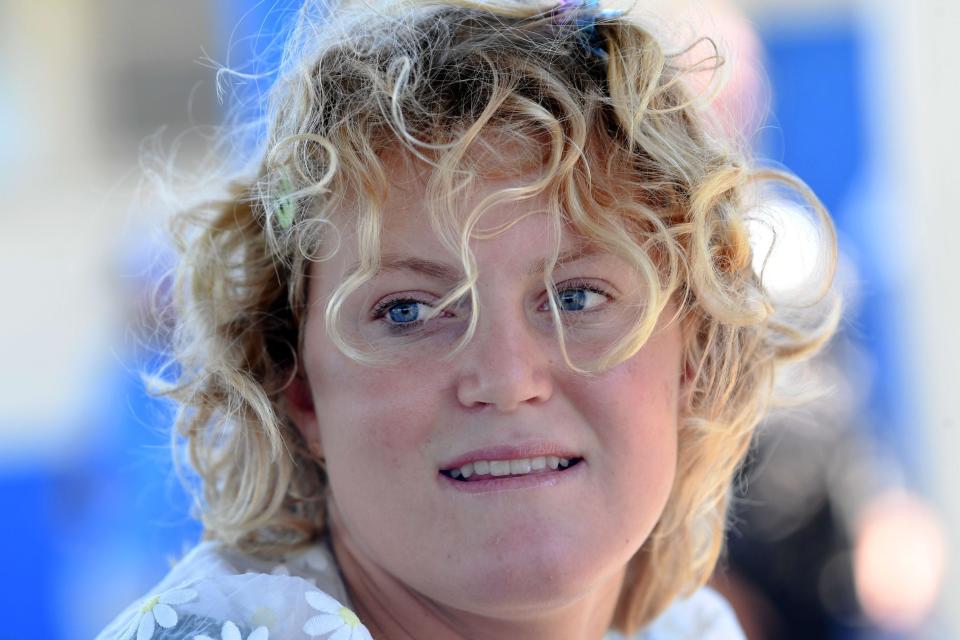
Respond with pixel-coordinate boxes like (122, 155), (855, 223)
(441, 455), (584, 482)
(438, 443), (584, 483)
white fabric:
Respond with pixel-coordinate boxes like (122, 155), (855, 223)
(96, 540), (745, 640)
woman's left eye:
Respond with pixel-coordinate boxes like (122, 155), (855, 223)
(543, 284), (611, 312)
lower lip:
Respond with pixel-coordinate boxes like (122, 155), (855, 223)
(438, 461), (585, 494)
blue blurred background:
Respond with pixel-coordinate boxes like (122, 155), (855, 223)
(0, 1), (956, 638)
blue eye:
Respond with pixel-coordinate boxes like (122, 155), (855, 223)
(552, 285), (608, 312)
(557, 289), (587, 311)
(371, 296), (445, 334)
(386, 300), (427, 324)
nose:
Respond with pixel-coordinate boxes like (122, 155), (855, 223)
(454, 306), (554, 411)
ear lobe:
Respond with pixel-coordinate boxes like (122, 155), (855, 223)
(284, 373), (324, 458)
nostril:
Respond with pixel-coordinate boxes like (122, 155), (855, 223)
(455, 375), (553, 411)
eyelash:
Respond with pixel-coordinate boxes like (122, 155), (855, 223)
(371, 280), (614, 335)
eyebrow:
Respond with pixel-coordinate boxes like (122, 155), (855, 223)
(526, 245), (604, 276)
(350, 246), (603, 281)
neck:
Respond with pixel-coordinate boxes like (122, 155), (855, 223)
(328, 515), (624, 640)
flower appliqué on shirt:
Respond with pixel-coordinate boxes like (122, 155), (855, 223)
(302, 591), (372, 640)
(130, 587), (198, 640)
(195, 620), (268, 640)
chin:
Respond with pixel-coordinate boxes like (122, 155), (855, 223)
(430, 531), (618, 616)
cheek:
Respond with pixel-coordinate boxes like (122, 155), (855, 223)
(569, 341), (682, 488)
(576, 356), (681, 433)
(619, 349), (682, 453)
(308, 347), (444, 471)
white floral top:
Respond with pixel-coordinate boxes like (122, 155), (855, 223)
(95, 540), (744, 640)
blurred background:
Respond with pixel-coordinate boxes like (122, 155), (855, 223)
(0, 0), (956, 638)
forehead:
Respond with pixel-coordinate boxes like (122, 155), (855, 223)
(329, 147), (591, 266)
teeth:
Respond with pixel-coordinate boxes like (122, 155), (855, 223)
(489, 460), (511, 476)
(451, 456), (577, 480)
(510, 459), (532, 474)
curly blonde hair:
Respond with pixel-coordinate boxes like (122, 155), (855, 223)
(162, 0), (838, 632)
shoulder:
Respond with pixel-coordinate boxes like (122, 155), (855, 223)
(607, 586), (746, 640)
(95, 540), (373, 640)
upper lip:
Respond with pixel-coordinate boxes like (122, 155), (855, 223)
(438, 441), (583, 471)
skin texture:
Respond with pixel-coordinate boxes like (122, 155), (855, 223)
(286, 156), (685, 639)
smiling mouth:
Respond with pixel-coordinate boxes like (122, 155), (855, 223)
(440, 456), (585, 482)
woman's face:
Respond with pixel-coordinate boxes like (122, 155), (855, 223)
(289, 158), (683, 616)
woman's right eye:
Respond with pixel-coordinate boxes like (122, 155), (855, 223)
(371, 295), (446, 334)
(384, 300), (432, 324)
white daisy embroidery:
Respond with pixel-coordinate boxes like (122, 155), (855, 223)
(132, 587), (197, 640)
(302, 591), (372, 640)
(249, 606), (278, 630)
(195, 620), (269, 640)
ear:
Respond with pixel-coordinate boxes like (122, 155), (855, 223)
(679, 358), (695, 408)
(677, 315), (697, 410)
(284, 372), (324, 459)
